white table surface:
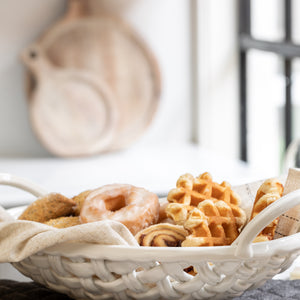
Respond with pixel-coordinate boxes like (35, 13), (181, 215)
(0, 143), (271, 208)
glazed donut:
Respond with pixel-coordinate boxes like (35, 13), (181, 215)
(80, 184), (160, 235)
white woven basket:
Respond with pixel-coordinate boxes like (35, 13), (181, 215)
(2, 173), (300, 300)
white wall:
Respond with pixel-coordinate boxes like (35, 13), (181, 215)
(195, 0), (239, 160)
(0, 0), (192, 157)
(0, 0), (66, 157)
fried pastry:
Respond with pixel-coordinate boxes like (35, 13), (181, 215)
(72, 190), (91, 215)
(135, 223), (188, 247)
(167, 172), (246, 231)
(80, 184), (159, 235)
(44, 216), (81, 228)
(182, 199), (239, 247)
(18, 193), (76, 223)
(250, 179), (283, 243)
(165, 203), (193, 225)
(157, 201), (175, 224)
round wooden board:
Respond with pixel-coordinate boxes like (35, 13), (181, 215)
(22, 45), (119, 157)
(25, 1), (161, 154)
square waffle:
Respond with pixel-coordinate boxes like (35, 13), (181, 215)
(167, 172), (246, 231)
(182, 200), (239, 247)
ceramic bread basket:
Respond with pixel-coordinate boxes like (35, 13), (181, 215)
(2, 174), (300, 300)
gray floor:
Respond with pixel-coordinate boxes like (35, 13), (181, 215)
(0, 263), (31, 282)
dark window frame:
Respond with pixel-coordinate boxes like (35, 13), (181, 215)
(238, 0), (300, 161)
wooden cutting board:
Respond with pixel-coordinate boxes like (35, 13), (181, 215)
(22, 45), (119, 157)
(24, 0), (161, 156)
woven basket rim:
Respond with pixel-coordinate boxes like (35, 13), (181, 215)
(40, 232), (300, 262)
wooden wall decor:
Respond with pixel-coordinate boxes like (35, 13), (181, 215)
(22, 0), (161, 157)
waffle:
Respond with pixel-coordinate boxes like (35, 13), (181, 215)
(182, 199), (239, 247)
(250, 179), (284, 243)
(167, 172), (246, 231)
(135, 223), (188, 247)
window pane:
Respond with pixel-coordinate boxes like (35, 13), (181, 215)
(292, 0), (300, 44)
(283, 58), (300, 169)
(251, 0), (284, 42)
(292, 59), (300, 140)
(247, 50), (285, 175)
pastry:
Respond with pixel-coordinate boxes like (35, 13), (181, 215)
(44, 216), (81, 228)
(18, 193), (76, 223)
(250, 178), (284, 242)
(167, 172), (246, 231)
(135, 223), (188, 247)
(182, 200), (239, 247)
(165, 203), (193, 225)
(72, 190), (91, 215)
(80, 184), (160, 235)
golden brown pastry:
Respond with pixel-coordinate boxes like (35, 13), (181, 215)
(182, 200), (239, 247)
(72, 190), (91, 215)
(18, 193), (76, 223)
(165, 203), (193, 225)
(167, 172), (246, 231)
(44, 216), (81, 228)
(135, 223), (188, 247)
(250, 179), (284, 242)
(80, 184), (160, 235)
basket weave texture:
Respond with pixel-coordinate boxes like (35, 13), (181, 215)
(13, 243), (300, 300)
(2, 173), (300, 299)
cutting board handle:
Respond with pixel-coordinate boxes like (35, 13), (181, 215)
(66, 0), (89, 20)
(21, 44), (53, 78)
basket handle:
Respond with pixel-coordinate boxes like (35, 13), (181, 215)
(0, 173), (48, 198)
(233, 188), (300, 257)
